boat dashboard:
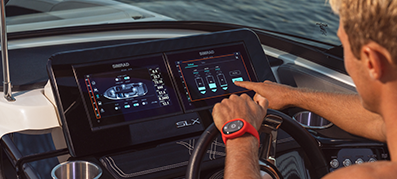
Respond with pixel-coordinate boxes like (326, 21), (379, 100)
(48, 29), (272, 157)
(0, 23), (389, 179)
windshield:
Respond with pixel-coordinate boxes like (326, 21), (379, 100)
(5, 0), (340, 48)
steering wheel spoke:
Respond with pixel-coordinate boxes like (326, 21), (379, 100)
(259, 114), (283, 165)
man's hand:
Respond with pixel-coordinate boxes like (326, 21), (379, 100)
(212, 93), (269, 179)
(235, 81), (296, 110)
(212, 93), (268, 132)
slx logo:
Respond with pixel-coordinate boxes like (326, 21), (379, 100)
(176, 118), (201, 128)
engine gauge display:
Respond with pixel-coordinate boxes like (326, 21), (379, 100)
(74, 54), (181, 130)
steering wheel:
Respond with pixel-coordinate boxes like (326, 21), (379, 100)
(186, 109), (329, 179)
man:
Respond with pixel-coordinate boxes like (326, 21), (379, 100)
(212, 0), (397, 178)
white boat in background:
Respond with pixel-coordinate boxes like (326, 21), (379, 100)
(0, 0), (388, 178)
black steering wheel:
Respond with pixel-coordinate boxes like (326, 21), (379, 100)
(186, 109), (329, 179)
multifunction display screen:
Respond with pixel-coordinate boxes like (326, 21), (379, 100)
(74, 55), (181, 130)
(167, 43), (257, 111)
(176, 52), (251, 102)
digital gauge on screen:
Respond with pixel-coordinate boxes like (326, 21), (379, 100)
(167, 43), (258, 111)
(74, 54), (182, 130)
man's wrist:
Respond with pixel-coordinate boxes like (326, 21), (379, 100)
(226, 134), (259, 149)
(221, 118), (260, 147)
(289, 88), (305, 108)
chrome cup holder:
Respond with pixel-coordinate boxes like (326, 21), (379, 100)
(292, 111), (333, 129)
(51, 160), (102, 179)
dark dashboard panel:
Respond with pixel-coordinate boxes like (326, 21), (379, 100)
(48, 29), (276, 157)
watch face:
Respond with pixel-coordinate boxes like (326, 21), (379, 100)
(223, 120), (244, 135)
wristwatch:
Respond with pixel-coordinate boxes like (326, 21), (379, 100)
(221, 118), (260, 146)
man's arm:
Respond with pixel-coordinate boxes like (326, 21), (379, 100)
(235, 81), (386, 142)
(224, 134), (261, 179)
(212, 94), (269, 179)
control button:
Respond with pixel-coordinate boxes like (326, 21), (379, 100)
(229, 70), (241, 76)
(343, 159), (352, 167)
(232, 77), (244, 83)
(369, 158), (377, 162)
(330, 159), (339, 168)
(355, 158), (364, 164)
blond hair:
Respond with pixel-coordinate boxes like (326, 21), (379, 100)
(329, 0), (397, 61)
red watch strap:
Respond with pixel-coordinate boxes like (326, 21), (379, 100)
(221, 118), (260, 147)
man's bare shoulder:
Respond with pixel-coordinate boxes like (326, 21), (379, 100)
(323, 161), (397, 179)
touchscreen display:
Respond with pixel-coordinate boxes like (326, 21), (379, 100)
(167, 43), (257, 111)
(74, 55), (181, 130)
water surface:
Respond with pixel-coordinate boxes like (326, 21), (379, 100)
(121, 0), (340, 47)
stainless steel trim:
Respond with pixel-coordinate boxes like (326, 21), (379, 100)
(259, 162), (281, 179)
(259, 114), (283, 165)
(51, 160), (102, 179)
(292, 111), (333, 129)
(262, 44), (355, 88)
(1, 0), (15, 101)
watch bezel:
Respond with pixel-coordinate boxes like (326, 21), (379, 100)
(221, 118), (260, 147)
(222, 120), (245, 135)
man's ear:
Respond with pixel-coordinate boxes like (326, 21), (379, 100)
(361, 42), (391, 81)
